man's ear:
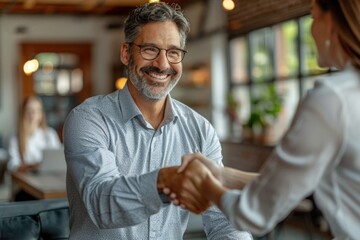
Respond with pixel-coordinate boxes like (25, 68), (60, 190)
(120, 43), (130, 65)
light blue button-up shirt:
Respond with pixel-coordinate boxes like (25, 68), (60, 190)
(63, 84), (252, 240)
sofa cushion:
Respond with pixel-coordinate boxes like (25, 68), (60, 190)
(0, 199), (69, 218)
(0, 199), (69, 240)
(0, 215), (40, 240)
(39, 207), (70, 239)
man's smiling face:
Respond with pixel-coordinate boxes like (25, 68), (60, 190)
(126, 21), (183, 101)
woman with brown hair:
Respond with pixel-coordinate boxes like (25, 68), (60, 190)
(7, 96), (61, 173)
(171, 0), (360, 238)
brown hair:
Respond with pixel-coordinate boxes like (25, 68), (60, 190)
(124, 2), (190, 49)
(18, 96), (48, 162)
(316, 0), (360, 71)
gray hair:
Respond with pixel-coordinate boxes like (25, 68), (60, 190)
(124, 2), (190, 48)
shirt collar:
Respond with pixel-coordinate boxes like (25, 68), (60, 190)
(162, 94), (178, 125)
(118, 84), (178, 126)
(118, 84), (142, 124)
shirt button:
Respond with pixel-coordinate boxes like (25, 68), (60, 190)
(152, 143), (157, 152)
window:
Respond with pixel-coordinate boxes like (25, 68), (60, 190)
(228, 15), (331, 145)
(33, 53), (83, 96)
(229, 37), (248, 84)
(250, 28), (274, 82)
(275, 20), (298, 78)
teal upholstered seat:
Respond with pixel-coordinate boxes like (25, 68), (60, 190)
(0, 198), (69, 240)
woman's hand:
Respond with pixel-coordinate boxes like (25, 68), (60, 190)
(163, 158), (226, 213)
(178, 153), (223, 183)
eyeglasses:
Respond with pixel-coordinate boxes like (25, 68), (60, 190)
(129, 43), (187, 64)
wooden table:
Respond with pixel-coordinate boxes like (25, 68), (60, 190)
(11, 171), (67, 199)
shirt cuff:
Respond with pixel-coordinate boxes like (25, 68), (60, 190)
(139, 169), (165, 214)
(220, 189), (242, 218)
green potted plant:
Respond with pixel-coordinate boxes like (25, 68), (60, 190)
(244, 83), (282, 144)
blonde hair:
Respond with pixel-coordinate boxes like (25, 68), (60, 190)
(18, 96), (48, 162)
(316, 0), (360, 71)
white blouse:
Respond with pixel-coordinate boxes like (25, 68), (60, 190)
(7, 127), (61, 171)
(221, 64), (360, 240)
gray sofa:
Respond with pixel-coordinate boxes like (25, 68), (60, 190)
(0, 198), (69, 240)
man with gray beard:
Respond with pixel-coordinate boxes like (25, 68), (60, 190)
(63, 2), (252, 240)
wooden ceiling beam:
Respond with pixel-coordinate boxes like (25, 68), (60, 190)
(0, 0), (199, 15)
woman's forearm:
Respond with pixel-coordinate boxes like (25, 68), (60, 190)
(204, 167), (258, 207)
(203, 173), (228, 207)
(18, 163), (40, 173)
(221, 167), (259, 189)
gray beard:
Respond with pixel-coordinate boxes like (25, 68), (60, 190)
(127, 58), (181, 101)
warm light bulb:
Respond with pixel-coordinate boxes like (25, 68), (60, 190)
(23, 59), (39, 75)
(149, 0), (160, 3)
(223, 0), (235, 11)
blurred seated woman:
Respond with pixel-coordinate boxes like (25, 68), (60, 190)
(7, 96), (61, 200)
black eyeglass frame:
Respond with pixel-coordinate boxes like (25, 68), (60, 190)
(128, 43), (188, 64)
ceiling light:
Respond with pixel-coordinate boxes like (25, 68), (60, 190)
(223, 0), (235, 11)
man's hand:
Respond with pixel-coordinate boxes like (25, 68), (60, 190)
(157, 163), (213, 214)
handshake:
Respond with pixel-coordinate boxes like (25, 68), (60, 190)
(157, 153), (258, 214)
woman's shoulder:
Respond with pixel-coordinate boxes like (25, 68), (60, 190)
(38, 127), (57, 134)
(300, 71), (356, 128)
(42, 127), (61, 145)
(314, 67), (360, 91)
(37, 127), (59, 140)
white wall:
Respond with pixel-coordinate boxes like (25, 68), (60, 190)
(0, 0), (230, 144)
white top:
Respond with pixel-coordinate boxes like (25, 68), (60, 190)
(221, 64), (360, 240)
(7, 127), (61, 171)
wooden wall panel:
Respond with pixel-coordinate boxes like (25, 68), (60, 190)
(227, 0), (310, 36)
